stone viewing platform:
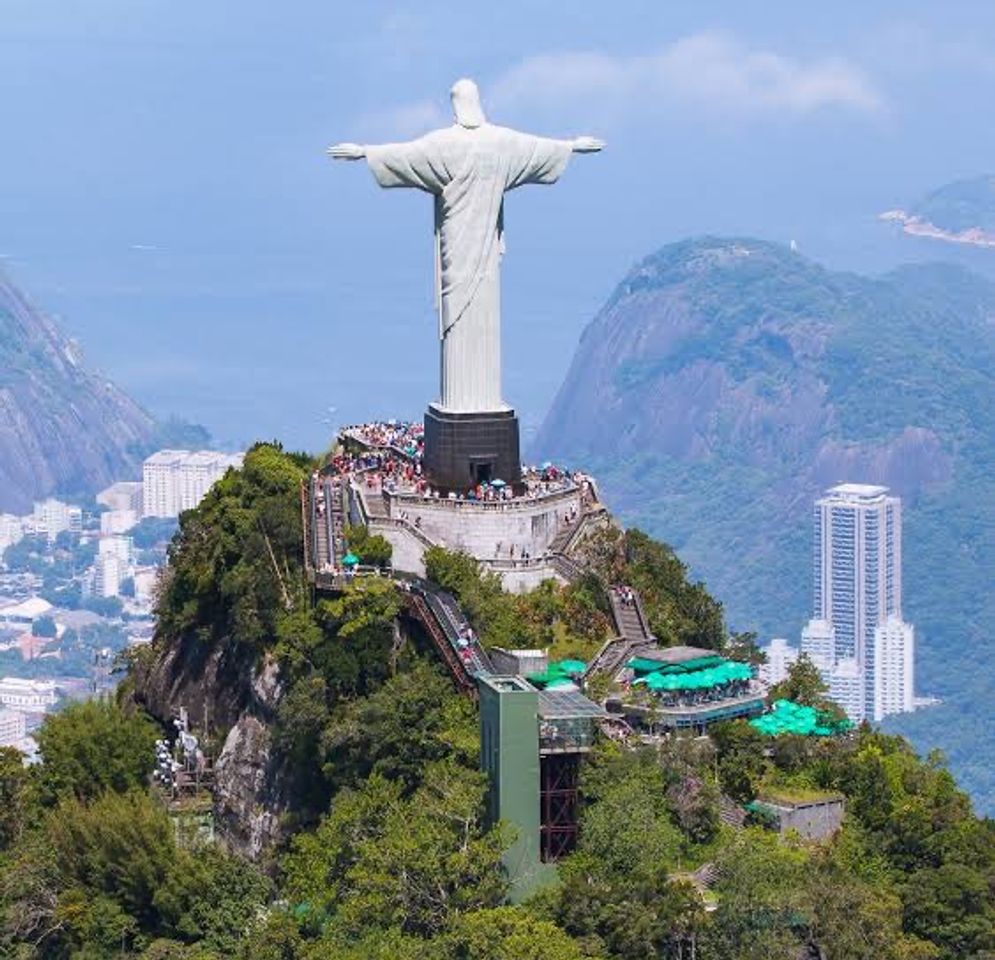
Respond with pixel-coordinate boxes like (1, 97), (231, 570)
(313, 420), (608, 592)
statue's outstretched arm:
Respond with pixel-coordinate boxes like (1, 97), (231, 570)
(327, 143), (366, 161)
(571, 136), (605, 154)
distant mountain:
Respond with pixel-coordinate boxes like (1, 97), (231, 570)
(881, 175), (995, 248)
(0, 268), (156, 513)
(535, 237), (995, 812)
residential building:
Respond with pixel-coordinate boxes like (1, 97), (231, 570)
(96, 481), (143, 514)
(811, 483), (913, 719)
(800, 618), (835, 671)
(828, 658), (865, 724)
(100, 509), (139, 535)
(29, 499), (82, 541)
(0, 709), (26, 747)
(0, 514), (25, 552)
(0, 596), (54, 627)
(873, 615), (915, 721)
(132, 567), (158, 602)
(99, 535), (134, 566)
(760, 637), (799, 686)
(93, 553), (124, 598)
(0, 677), (57, 711)
(142, 450), (243, 518)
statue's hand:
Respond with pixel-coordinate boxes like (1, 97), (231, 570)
(572, 136), (605, 153)
(327, 143), (366, 160)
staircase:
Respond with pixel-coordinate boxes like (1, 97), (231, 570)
(609, 588), (653, 643)
(692, 861), (721, 889)
(548, 505), (609, 576)
(583, 586), (655, 681)
(719, 795), (746, 829)
(403, 582), (494, 699)
(324, 478), (346, 568)
(311, 478), (331, 570)
(551, 553), (584, 583)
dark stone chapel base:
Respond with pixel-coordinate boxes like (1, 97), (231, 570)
(423, 406), (522, 493)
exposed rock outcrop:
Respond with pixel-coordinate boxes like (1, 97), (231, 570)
(534, 236), (995, 641)
(0, 268), (156, 512)
(133, 634), (292, 860)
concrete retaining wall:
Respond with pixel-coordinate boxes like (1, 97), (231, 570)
(386, 488), (581, 562)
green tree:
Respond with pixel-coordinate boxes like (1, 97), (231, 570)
(320, 660), (478, 796)
(31, 615), (57, 638)
(344, 525), (393, 569)
(0, 788), (267, 957)
(578, 757), (682, 882)
(155, 443), (310, 651)
(36, 698), (157, 804)
(710, 720), (768, 802)
(442, 907), (585, 960)
(902, 863), (995, 959)
(0, 746), (32, 851)
(706, 831), (809, 960)
(283, 763), (505, 940)
(769, 654), (830, 708)
(154, 845), (271, 953)
(83, 594), (124, 618)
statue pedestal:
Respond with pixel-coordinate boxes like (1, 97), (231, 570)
(423, 405), (522, 493)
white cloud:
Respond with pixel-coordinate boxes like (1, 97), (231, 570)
(351, 32), (881, 140)
(490, 33), (882, 120)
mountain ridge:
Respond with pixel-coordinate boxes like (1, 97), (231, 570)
(0, 267), (156, 512)
(535, 236), (995, 812)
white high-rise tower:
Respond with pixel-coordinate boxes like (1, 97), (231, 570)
(807, 483), (914, 720)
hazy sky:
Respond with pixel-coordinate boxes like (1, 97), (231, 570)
(3, 1), (995, 450)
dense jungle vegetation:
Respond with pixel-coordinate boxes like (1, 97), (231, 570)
(2, 444), (992, 959)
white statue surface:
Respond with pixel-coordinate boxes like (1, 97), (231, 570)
(330, 78), (603, 414)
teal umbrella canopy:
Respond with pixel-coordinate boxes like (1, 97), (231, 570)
(555, 659), (587, 675)
(342, 552), (360, 566)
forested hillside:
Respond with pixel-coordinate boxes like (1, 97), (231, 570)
(2, 444), (993, 958)
(535, 237), (995, 812)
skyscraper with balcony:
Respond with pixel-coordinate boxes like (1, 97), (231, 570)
(809, 482), (912, 719)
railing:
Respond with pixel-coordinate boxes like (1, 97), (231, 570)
(418, 583), (493, 676)
(550, 553), (584, 583)
(313, 564), (393, 592)
(632, 589), (654, 640)
(387, 483), (580, 513)
(405, 591), (477, 698)
(371, 512), (439, 551)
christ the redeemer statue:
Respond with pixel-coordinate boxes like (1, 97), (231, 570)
(329, 78), (603, 414)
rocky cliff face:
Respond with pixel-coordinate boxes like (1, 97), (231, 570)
(535, 237), (995, 811)
(0, 269), (155, 512)
(133, 632), (293, 860)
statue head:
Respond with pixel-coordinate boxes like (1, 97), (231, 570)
(450, 78), (486, 129)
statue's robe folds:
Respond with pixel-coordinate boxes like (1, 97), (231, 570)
(365, 124), (572, 413)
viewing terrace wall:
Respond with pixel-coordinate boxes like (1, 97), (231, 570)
(385, 485), (582, 558)
(347, 479), (587, 592)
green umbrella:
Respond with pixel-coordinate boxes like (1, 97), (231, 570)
(646, 672), (675, 691)
(342, 552), (360, 567)
(554, 659), (587, 675)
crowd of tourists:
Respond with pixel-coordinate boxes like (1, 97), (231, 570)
(614, 585), (638, 606)
(343, 420), (425, 461)
(323, 422), (604, 522)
